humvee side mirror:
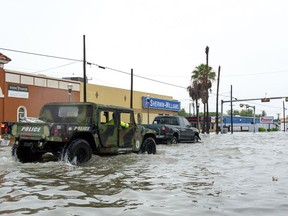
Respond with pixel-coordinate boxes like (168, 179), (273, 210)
(137, 113), (142, 124)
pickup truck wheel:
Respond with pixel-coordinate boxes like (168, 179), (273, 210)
(168, 136), (178, 144)
(12, 144), (43, 163)
(141, 137), (156, 154)
(65, 139), (92, 165)
(193, 134), (199, 143)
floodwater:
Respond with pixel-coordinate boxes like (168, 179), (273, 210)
(0, 132), (288, 216)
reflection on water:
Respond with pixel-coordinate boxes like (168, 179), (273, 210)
(1, 133), (288, 215)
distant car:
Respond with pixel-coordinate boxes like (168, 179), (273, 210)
(142, 115), (201, 144)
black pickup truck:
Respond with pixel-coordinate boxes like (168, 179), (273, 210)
(142, 115), (201, 144)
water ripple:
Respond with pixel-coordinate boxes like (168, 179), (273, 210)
(1, 133), (288, 215)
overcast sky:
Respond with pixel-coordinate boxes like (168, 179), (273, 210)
(2, 0), (288, 118)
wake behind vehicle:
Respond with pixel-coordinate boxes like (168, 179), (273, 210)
(7, 102), (157, 165)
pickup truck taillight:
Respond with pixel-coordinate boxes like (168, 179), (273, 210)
(161, 126), (166, 133)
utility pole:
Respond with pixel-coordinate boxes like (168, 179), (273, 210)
(205, 46), (209, 134)
(216, 66), (221, 134)
(221, 100), (224, 133)
(283, 100), (286, 132)
(130, 68), (133, 109)
(83, 35), (87, 102)
(230, 85), (233, 134)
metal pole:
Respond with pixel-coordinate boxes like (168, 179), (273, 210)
(130, 68), (133, 109)
(230, 85), (233, 134)
(221, 100), (223, 133)
(197, 104), (200, 131)
(147, 95), (150, 124)
(283, 100), (286, 132)
(148, 106), (150, 124)
(67, 83), (73, 102)
(83, 35), (87, 102)
(205, 46), (209, 134)
(216, 66), (221, 134)
(253, 106), (256, 133)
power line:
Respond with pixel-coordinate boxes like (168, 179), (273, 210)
(88, 62), (187, 89)
(1, 47), (187, 89)
(32, 61), (80, 73)
(0, 47), (82, 62)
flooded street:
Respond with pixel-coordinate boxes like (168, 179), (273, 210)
(1, 132), (288, 215)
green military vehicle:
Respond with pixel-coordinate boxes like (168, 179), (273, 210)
(10, 102), (157, 165)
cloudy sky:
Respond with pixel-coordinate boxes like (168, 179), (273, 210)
(1, 0), (288, 117)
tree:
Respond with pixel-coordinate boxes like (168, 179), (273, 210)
(226, 109), (257, 117)
(178, 108), (189, 117)
(187, 80), (201, 129)
(187, 63), (216, 133)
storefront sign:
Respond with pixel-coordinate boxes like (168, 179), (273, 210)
(260, 116), (274, 123)
(8, 84), (29, 98)
(142, 96), (180, 111)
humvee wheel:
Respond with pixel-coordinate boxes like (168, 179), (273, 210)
(12, 144), (43, 163)
(141, 137), (156, 154)
(65, 139), (92, 165)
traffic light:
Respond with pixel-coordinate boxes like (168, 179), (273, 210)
(285, 97), (288, 102)
(261, 98), (270, 102)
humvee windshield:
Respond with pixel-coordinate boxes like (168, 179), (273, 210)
(39, 104), (93, 124)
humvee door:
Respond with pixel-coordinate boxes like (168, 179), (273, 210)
(98, 110), (118, 148)
(98, 110), (135, 148)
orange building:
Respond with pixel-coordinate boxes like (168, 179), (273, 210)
(0, 53), (80, 123)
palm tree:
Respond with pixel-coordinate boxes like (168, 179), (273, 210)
(187, 63), (216, 133)
(187, 80), (201, 130)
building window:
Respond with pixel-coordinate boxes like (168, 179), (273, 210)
(17, 106), (27, 121)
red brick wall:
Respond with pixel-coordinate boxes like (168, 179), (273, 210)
(0, 70), (80, 123)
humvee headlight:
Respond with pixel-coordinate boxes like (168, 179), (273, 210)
(11, 124), (17, 136)
(43, 125), (50, 137)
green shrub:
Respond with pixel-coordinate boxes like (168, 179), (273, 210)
(258, 127), (266, 132)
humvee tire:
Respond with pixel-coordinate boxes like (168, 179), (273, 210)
(65, 139), (92, 165)
(12, 144), (43, 163)
(141, 137), (156, 154)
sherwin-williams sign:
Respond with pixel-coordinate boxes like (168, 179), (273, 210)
(8, 84), (29, 98)
(142, 96), (180, 111)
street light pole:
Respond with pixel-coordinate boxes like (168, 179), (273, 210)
(283, 100), (286, 132)
(83, 35), (87, 102)
(147, 95), (150, 124)
(67, 83), (73, 102)
(253, 106), (256, 133)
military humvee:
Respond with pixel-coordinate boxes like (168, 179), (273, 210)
(11, 102), (157, 165)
